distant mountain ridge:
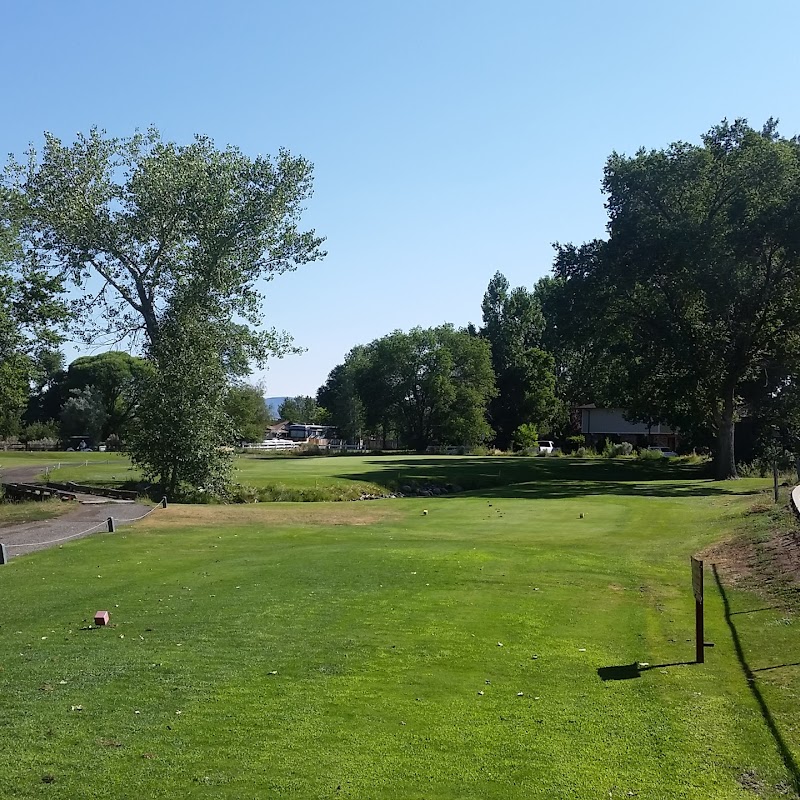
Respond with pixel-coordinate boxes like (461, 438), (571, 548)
(265, 396), (287, 418)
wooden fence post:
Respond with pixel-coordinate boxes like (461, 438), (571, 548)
(691, 557), (704, 664)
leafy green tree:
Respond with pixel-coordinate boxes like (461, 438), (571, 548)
(63, 352), (152, 438)
(351, 326), (495, 450)
(443, 326), (497, 447)
(739, 362), (800, 466)
(127, 303), (233, 497)
(5, 127), (324, 488)
(278, 395), (322, 423)
(225, 384), (272, 443)
(0, 200), (67, 436)
(533, 273), (618, 414)
(59, 387), (107, 445)
(316, 350), (367, 443)
(23, 351), (67, 427)
(480, 272), (557, 449)
(553, 119), (800, 479)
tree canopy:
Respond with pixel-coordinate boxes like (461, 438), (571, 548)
(480, 272), (557, 449)
(63, 352), (151, 438)
(5, 127), (325, 356)
(225, 384), (272, 443)
(316, 348), (368, 443)
(321, 326), (495, 450)
(278, 396), (324, 424)
(0, 197), (67, 436)
(551, 119), (800, 478)
(59, 387), (107, 445)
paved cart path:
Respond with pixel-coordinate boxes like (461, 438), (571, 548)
(1, 464), (154, 559)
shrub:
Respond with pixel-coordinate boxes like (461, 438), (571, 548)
(512, 423), (539, 451)
(564, 435), (585, 454)
(226, 481), (376, 503)
(607, 442), (634, 458)
(26, 438), (59, 451)
(20, 421), (59, 443)
(638, 448), (663, 461)
(575, 446), (588, 459)
(673, 450), (707, 466)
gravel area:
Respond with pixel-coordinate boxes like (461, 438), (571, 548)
(1, 463), (155, 560)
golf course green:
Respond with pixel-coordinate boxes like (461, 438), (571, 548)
(0, 456), (797, 798)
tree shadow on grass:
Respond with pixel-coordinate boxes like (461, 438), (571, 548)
(338, 457), (762, 501)
(712, 564), (800, 794)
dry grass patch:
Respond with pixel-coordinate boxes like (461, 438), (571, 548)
(142, 501), (401, 530)
(701, 492), (800, 609)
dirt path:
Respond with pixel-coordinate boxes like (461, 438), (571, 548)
(1, 464), (58, 485)
(1, 463), (155, 560)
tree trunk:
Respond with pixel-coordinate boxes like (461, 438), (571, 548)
(714, 387), (737, 480)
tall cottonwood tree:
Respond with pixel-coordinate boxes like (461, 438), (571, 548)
(4, 128), (324, 490)
(554, 119), (800, 478)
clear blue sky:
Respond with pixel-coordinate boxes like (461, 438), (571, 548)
(3, 1), (799, 396)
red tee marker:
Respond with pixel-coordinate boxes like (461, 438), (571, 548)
(94, 611), (110, 626)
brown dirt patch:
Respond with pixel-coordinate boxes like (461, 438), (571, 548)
(736, 769), (765, 794)
(142, 502), (401, 530)
(701, 502), (800, 608)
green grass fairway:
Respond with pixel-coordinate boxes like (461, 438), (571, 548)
(1, 462), (798, 798)
(0, 450), (128, 472)
(46, 451), (706, 501)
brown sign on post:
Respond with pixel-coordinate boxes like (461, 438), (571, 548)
(691, 557), (704, 663)
(692, 557), (703, 603)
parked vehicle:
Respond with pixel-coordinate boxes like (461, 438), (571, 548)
(538, 440), (555, 454)
(647, 445), (677, 457)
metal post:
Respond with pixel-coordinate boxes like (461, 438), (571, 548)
(0, 543), (7, 565)
(107, 517), (115, 533)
